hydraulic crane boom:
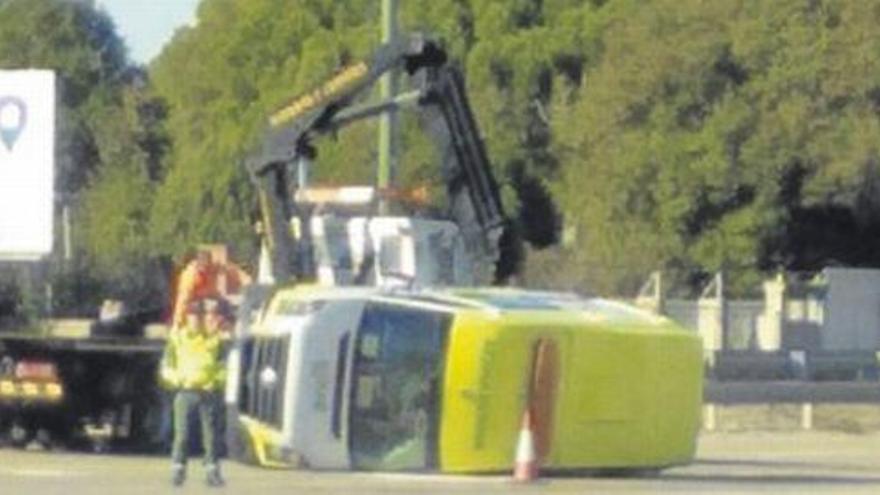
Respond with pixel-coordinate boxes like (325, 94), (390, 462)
(249, 34), (508, 284)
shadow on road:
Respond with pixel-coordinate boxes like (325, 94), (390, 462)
(697, 457), (878, 472)
(661, 458), (880, 486)
(661, 472), (880, 486)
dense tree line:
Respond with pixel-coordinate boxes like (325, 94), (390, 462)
(154, 0), (880, 296)
(550, 0), (880, 294)
(4, 0), (880, 318)
(147, 0), (602, 280)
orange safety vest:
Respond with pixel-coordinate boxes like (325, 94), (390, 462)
(173, 262), (220, 326)
(172, 261), (250, 326)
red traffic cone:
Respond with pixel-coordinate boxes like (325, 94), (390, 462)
(513, 409), (539, 482)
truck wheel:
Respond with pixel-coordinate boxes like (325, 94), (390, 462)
(34, 428), (54, 450)
(9, 422), (31, 448)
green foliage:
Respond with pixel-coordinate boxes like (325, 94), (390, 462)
(149, 0), (608, 271)
(552, 0), (880, 295)
(5, 0), (876, 301)
(148, 0), (377, 261)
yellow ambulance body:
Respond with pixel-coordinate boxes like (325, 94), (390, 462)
(228, 287), (702, 473)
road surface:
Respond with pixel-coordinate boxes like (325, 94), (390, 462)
(1, 431), (878, 494)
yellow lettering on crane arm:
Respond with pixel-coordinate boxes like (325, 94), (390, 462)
(270, 62), (370, 128)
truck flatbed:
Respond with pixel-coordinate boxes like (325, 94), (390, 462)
(0, 332), (165, 354)
(0, 319), (167, 354)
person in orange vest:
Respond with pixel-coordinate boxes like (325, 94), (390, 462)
(172, 247), (252, 328)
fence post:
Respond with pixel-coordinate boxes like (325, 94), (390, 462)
(635, 271), (665, 314)
(801, 402), (813, 430)
(703, 403), (717, 432)
(757, 272), (785, 351)
(698, 272), (725, 353)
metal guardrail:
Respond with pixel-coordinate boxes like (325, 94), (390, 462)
(708, 350), (880, 381)
(705, 381), (880, 404)
(703, 380), (880, 431)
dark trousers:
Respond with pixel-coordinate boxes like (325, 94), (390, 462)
(171, 390), (221, 467)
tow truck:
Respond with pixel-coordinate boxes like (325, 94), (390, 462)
(249, 34), (511, 289)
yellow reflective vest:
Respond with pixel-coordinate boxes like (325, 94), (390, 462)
(160, 326), (226, 391)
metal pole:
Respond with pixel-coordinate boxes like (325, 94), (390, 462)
(296, 157), (310, 189)
(62, 204), (72, 262)
(719, 271), (728, 350)
(294, 156), (315, 279)
(377, 0), (399, 215)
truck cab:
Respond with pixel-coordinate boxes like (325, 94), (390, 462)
(249, 36), (510, 288)
(258, 213), (482, 289)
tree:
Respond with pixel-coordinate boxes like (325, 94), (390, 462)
(148, 0), (372, 261)
(150, 0), (880, 298)
(553, 0), (880, 295)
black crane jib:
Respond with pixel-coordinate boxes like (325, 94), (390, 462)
(248, 33), (509, 283)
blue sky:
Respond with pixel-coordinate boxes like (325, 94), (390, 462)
(97, 0), (201, 64)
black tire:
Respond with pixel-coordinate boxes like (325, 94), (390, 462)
(8, 421), (32, 448)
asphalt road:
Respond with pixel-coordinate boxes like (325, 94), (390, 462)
(1, 431), (879, 494)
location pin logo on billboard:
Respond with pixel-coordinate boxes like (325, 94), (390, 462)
(0, 96), (27, 152)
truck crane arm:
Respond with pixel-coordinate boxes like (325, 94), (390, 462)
(249, 34), (510, 284)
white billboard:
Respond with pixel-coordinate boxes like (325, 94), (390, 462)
(0, 70), (55, 261)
